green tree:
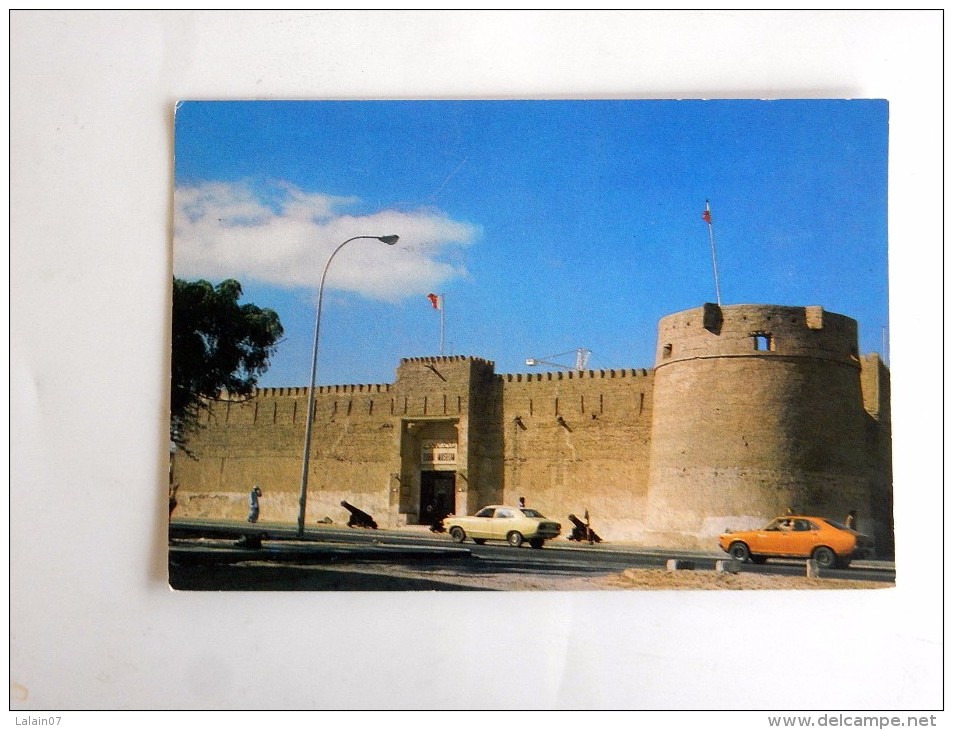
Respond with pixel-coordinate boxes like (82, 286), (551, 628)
(171, 278), (284, 450)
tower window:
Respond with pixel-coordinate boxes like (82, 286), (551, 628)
(752, 333), (774, 351)
(662, 343), (673, 358)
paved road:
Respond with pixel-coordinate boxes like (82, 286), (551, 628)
(168, 518), (895, 589)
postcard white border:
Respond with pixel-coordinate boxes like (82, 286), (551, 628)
(9, 9), (943, 715)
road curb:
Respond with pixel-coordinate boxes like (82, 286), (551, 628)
(170, 540), (473, 567)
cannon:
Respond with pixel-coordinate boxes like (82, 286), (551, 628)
(567, 513), (602, 543)
(341, 500), (378, 529)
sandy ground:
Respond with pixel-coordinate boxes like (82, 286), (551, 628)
(307, 563), (889, 591)
(597, 568), (887, 591)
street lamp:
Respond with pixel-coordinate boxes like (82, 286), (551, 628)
(297, 234), (399, 536)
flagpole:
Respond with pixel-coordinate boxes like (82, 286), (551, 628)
(428, 292), (446, 355)
(704, 200), (722, 306)
(439, 294), (445, 355)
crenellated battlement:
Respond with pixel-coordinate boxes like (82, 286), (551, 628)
(400, 355), (495, 368)
(254, 383), (393, 397)
(500, 368), (650, 383)
(655, 303), (860, 368)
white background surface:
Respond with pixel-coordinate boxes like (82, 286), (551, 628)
(9, 9), (944, 718)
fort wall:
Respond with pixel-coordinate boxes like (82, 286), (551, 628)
(499, 368), (654, 539)
(173, 383), (406, 525)
(172, 303), (892, 552)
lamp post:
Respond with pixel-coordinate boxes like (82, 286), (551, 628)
(297, 234), (399, 536)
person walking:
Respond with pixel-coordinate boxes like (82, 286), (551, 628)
(247, 485), (263, 523)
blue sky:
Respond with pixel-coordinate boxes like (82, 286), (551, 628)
(173, 99), (889, 388)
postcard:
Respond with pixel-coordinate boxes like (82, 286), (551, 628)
(168, 99), (893, 592)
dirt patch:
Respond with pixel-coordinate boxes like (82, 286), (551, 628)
(398, 565), (889, 591)
(599, 568), (889, 591)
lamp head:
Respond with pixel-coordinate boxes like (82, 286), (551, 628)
(378, 235), (399, 245)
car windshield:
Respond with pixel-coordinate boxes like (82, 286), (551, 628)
(520, 508), (544, 518)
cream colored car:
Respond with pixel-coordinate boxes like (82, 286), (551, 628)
(444, 505), (562, 549)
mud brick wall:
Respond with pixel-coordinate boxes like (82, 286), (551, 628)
(498, 368), (654, 540)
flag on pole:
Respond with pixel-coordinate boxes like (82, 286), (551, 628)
(427, 293), (446, 354)
(701, 200), (722, 305)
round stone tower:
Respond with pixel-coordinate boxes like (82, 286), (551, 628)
(645, 303), (872, 547)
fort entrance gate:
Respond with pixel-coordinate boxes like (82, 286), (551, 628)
(420, 470), (455, 526)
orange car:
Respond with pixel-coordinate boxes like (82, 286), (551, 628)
(718, 516), (874, 568)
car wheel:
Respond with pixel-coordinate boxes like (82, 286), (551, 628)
(529, 538), (545, 549)
(507, 531), (524, 547)
(449, 526), (466, 544)
(728, 542), (751, 562)
(812, 546), (837, 569)
(473, 538), (486, 545)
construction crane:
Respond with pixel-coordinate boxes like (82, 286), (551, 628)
(525, 348), (592, 372)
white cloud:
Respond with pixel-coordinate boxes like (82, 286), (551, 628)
(173, 180), (478, 300)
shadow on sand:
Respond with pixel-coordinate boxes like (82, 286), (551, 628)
(169, 561), (491, 591)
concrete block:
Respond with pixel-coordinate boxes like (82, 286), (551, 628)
(806, 559), (820, 578)
(715, 559), (742, 573)
(666, 559), (695, 571)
